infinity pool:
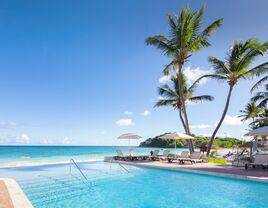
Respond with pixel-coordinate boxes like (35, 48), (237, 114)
(0, 161), (267, 208)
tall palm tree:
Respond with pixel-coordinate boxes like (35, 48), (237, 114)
(146, 5), (223, 152)
(239, 102), (264, 129)
(155, 74), (214, 133)
(251, 84), (268, 107)
(194, 39), (268, 156)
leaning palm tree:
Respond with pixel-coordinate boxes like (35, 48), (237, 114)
(156, 74), (214, 132)
(146, 5), (223, 152)
(239, 102), (264, 129)
(251, 84), (268, 107)
(194, 39), (268, 156)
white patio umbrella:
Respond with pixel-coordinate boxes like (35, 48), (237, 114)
(160, 132), (194, 149)
(117, 133), (143, 147)
(244, 126), (268, 137)
(244, 126), (268, 156)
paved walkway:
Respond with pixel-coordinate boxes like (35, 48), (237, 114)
(107, 158), (268, 183)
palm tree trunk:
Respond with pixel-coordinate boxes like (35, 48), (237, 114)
(207, 85), (234, 156)
(179, 110), (187, 132)
(177, 65), (194, 153)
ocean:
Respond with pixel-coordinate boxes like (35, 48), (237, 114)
(0, 146), (184, 164)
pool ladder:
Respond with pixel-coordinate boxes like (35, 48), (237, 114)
(109, 157), (130, 173)
(69, 158), (88, 182)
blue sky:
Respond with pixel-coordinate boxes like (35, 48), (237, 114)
(0, 0), (267, 145)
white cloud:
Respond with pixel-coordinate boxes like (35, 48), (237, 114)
(62, 137), (72, 144)
(190, 124), (212, 129)
(141, 110), (151, 116)
(223, 115), (244, 126)
(159, 75), (171, 84)
(17, 133), (30, 144)
(0, 121), (17, 129)
(41, 138), (54, 144)
(124, 111), (133, 115)
(116, 119), (135, 126)
(184, 66), (208, 86)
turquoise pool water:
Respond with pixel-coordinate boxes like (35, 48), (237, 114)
(0, 161), (267, 208)
(0, 146), (180, 163)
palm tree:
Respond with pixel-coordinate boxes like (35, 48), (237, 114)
(155, 74), (214, 132)
(251, 84), (268, 107)
(252, 109), (268, 128)
(194, 39), (268, 156)
(146, 5), (223, 152)
(239, 102), (264, 129)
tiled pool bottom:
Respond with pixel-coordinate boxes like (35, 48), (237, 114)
(0, 162), (268, 208)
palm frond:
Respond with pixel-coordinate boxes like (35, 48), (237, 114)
(236, 40), (268, 72)
(208, 56), (230, 74)
(188, 74), (226, 91)
(145, 35), (175, 56)
(251, 75), (268, 92)
(200, 18), (223, 38)
(242, 62), (268, 79)
(155, 99), (177, 108)
(189, 95), (214, 102)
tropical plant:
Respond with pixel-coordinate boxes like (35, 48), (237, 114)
(239, 102), (264, 122)
(251, 109), (268, 128)
(139, 134), (242, 149)
(251, 84), (268, 107)
(239, 102), (265, 129)
(145, 5), (223, 152)
(155, 74), (214, 132)
(194, 39), (268, 156)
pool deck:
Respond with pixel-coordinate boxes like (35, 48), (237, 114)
(105, 157), (268, 183)
(0, 178), (33, 208)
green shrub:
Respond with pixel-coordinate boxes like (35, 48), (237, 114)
(208, 157), (227, 164)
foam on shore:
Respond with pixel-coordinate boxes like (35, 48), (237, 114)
(0, 157), (104, 168)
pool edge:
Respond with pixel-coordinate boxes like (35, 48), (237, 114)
(104, 157), (268, 184)
(0, 178), (33, 208)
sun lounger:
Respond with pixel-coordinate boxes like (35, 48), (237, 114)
(188, 152), (203, 163)
(168, 151), (189, 163)
(115, 150), (128, 161)
(128, 149), (150, 161)
(169, 152), (203, 164)
(159, 150), (170, 161)
(128, 149), (139, 160)
(245, 154), (268, 171)
(149, 150), (160, 161)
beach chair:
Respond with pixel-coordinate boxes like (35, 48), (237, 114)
(129, 149), (149, 161)
(115, 150), (128, 161)
(128, 149), (140, 160)
(189, 152), (203, 163)
(159, 150), (170, 161)
(245, 154), (268, 171)
(176, 152), (203, 164)
(149, 150), (160, 161)
(168, 151), (189, 163)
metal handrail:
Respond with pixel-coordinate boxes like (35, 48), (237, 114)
(69, 158), (88, 181)
(109, 157), (130, 173)
(118, 163), (130, 173)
